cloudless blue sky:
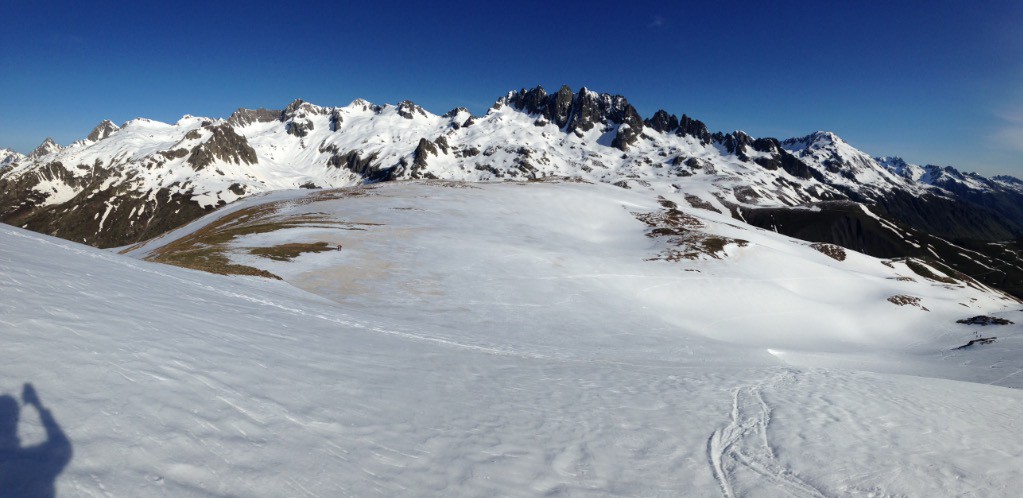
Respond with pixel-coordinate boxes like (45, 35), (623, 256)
(2, 0), (1021, 176)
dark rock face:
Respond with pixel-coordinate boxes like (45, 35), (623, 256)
(610, 104), (643, 151)
(957, 315), (1014, 325)
(0, 159), (212, 248)
(434, 135), (450, 154)
(278, 99), (329, 137)
(160, 149), (189, 160)
(281, 99), (307, 120)
(326, 150), (389, 181)
(87, 120), (119, 141)
(0, 161), (78, 222)
(721, 131), (754, 159)
(286, 119), (313, 137)
(396, 101), (427, 119)
(329, 109), (344, 131)
(26, 184), (211, 248)
(187, 125), (258, 170)
(645, 110), (677, 133)
(677, 115), (712, 144)
(226, 108), (281, 127)
(551, 86), (575, 127)
(410, 138), (439, 179)
(644, 111), (711, 144)
(504, 85), (645, 150)
(747, 138), (822, 181)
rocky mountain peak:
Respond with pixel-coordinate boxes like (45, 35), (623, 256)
(442, 107), (471, 118)
(994, 175), (1023, 194)
(644, 110), (678, 133)
(395, 100), (428, 119)
(87, 120), (120, 142)
(876, 156), (908, 168)
(783, 131), (843, 151)
(281, 99), (328, 121)
(643, 110), (712, 144)
(187, 124), (257, 170)
(283, 98), (306, 115)
(3, 86), (1021, 253)
(346, 98), (381, 113)
(28, 138), (61, 159)
(280, 99), (328, 137)
(876, 156), (920, 180)
(0, 147), (25, 169)
(227, 108), (281, 127)
(504, 85), (644, 150)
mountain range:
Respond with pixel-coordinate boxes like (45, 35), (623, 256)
(3, 86), (1023, 495)
(2, 85), (1021, 297)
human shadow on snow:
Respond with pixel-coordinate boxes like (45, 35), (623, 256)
(0, 383), (72, 497)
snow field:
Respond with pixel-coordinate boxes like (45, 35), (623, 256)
(3, 180), (1022, 496)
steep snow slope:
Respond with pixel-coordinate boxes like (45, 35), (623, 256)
(4, 182), (1023, 496)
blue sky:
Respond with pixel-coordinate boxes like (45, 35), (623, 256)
(1, 0), (1021, 176)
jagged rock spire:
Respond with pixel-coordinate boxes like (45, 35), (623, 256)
(502, 85), (645, 150)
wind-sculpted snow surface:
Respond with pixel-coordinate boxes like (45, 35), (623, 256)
(707, 371), (827, 498)
(4, 182), (1023, 495)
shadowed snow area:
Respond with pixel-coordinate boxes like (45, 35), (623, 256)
(3, 180), (1023, 496)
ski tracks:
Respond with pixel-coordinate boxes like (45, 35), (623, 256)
(707, 372), (827, 498)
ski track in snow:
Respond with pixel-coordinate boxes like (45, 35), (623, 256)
(707, 372), (827, 498)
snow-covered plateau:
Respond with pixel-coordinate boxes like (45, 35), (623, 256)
(3, 179), (1021, 496)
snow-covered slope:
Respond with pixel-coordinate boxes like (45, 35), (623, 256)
(3, 180), (1023, 496)
(0, 147), (24, 171)
(4, 86), (1021, 250)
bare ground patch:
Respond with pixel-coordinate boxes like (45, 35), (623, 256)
(810, 243), (846, 261)
(635, 197), (747, 262)
(146, 192), (378, 278)
(683, 194), (721, 213)
(250, 242), (334, 262)
(888, 294), (929, 311)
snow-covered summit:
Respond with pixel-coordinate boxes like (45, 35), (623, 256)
(994, 174), (1023, 194)
(781, 131), (913, 194)
(0, 147), (25, 169)
(878, 155), (1014, 194)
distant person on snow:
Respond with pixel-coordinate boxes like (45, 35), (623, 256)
(0, 383), (73, 497)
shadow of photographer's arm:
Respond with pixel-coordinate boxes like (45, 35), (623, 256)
(22, 383), (72, 464)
